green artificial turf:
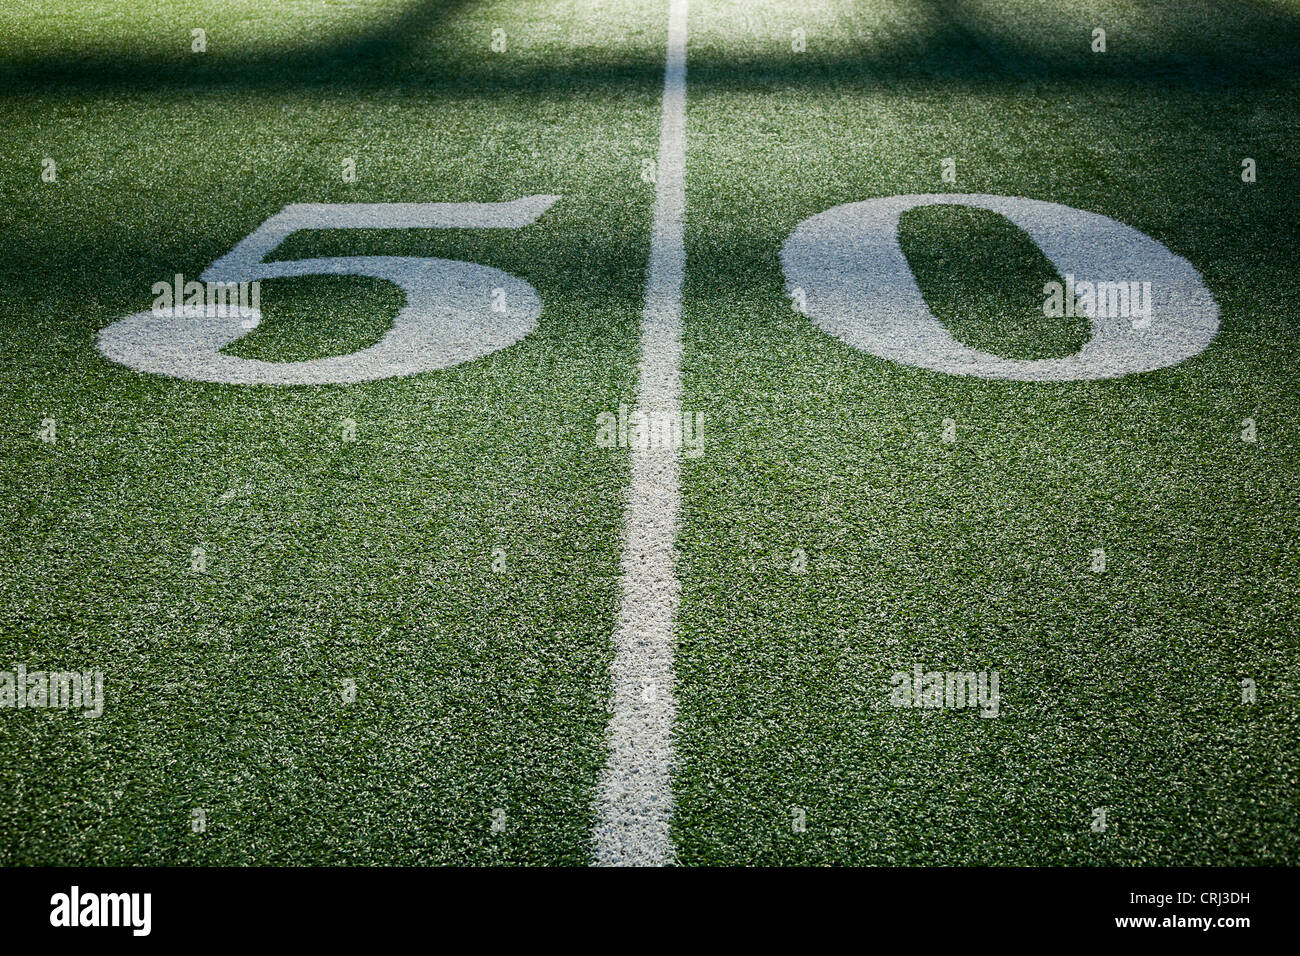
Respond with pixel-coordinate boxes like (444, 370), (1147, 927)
(1, 0), (1297, 866)
(673, 0), (1300, 864)
(0, 0), (661, 865)
(900, 204), (1092, 360)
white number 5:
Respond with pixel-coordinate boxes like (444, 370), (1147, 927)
(98, 196), (558, 385)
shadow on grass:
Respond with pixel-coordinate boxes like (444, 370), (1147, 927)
(1, 0), (1297, 325)
(0, 0), (1298, 97)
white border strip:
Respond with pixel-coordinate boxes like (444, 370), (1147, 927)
(591, 0), (688, 867)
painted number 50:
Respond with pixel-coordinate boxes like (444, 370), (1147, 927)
(99, 193), (1219, 385)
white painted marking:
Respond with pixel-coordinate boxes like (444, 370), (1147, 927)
(592, 0), (687, 867)
(782, 194), (1220, 381)
(98, 198), (558, 385)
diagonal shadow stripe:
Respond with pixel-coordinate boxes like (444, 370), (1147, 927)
(1, 0), (1298, 97)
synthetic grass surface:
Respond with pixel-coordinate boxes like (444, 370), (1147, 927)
(0, 0), (661, 864)
(673, 0), (1300, 864)
(0, 0), (1297, 866)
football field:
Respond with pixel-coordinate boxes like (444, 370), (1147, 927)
(1, 0), (1298, 866)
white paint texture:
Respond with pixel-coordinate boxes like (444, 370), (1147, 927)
(98, 197), (558, 385)
(782, 194), (1219, 381)
(591, 0), (688, 867)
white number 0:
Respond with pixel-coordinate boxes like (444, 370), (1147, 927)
(782, 194), (1219, 381)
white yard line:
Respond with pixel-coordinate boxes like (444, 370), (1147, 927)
(591, 0), (688, 867)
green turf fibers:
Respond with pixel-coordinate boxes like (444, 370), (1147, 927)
(0, 0), (662, 864)
(0, 0), (1297, 866)
(673, 0), (1300, 864)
